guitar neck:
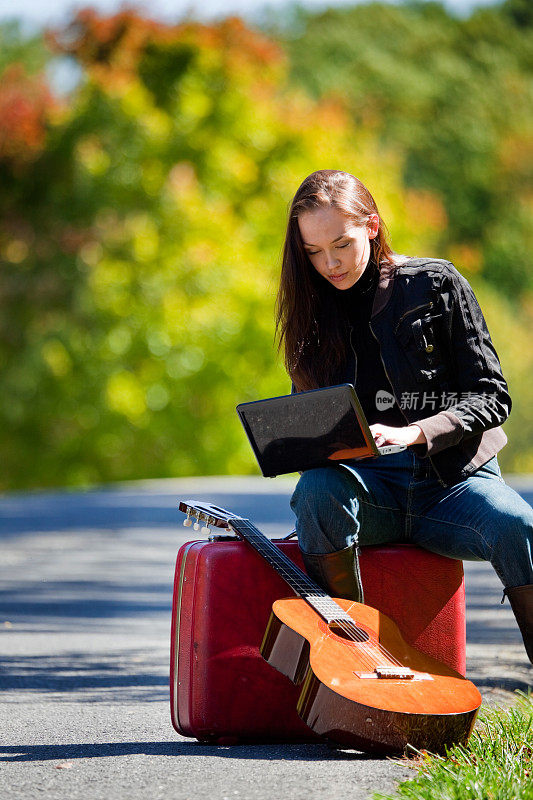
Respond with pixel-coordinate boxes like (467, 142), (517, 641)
(228, 517), (351, 624)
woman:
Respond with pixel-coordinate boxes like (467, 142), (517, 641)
(276, 169), (533, 665)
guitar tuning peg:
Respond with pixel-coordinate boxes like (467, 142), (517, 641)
(183, 509), (193, 527)
(202, 516), (215, 535)
(193, 512), (201, 531)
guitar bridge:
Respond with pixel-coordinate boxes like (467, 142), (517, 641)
(355, 666), (415, 680)
(375, 666), (414, 679)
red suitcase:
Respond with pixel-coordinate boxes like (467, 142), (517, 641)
(170, 534), (466, 743)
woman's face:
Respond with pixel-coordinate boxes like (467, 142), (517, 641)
(297, 206), (378, 291)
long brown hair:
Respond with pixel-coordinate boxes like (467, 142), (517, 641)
(275, 170), (396, 391)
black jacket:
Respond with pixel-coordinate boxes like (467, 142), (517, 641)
(365, 257), (511, 486)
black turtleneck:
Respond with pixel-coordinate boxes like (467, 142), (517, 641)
(336, 261), (406, 427)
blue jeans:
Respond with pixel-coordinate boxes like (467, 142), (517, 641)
(291, 450), (533, 592)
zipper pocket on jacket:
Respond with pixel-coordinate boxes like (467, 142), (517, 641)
(369, 323), (448, 488)
(394, 302), (433, 334)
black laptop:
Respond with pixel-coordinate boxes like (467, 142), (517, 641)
(236, 383), (406, 478)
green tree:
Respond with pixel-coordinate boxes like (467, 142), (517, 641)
(274, 0), (533, 298)
(0, 10), (427, 489)
(1, 6), (531, 489)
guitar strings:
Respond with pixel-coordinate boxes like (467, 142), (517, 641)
(236, 519), (405, 670)
(183, 506), (405, 671)
(237, 520), (404, 670)
(186, 507), (385, 669)
(280, 574), (403, 670)
(242, 524), (407, 671)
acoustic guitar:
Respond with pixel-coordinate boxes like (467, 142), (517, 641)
(178, 500), (482, 755)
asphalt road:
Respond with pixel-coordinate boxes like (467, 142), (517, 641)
(2, 475), (532, 800)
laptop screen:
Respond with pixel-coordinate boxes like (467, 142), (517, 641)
(237, 384), (376, 477)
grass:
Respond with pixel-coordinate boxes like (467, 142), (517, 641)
(374, 691), (533, 800)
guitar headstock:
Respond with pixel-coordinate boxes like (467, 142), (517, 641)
(178, 500), (241, 534)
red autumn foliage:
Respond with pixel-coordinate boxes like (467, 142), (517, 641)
(46, 7), (284, 77)
(0, 64), (54, 164)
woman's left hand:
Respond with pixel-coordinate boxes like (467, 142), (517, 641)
(369, 423), (427, 447)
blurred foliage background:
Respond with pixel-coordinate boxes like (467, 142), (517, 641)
(0, 0), (532, 491)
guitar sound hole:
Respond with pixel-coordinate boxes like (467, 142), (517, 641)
(328, 621), (369, 642)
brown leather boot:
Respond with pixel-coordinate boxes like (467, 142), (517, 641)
(300, 544), (363, 602)
(505, 584), (533, 665)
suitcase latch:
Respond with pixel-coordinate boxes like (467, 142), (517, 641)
(208, 530), (239, 542)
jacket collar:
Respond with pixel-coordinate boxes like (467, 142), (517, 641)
(371, 259), (398, 318)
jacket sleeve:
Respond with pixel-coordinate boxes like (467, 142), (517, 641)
(408, 264), (512, 458)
